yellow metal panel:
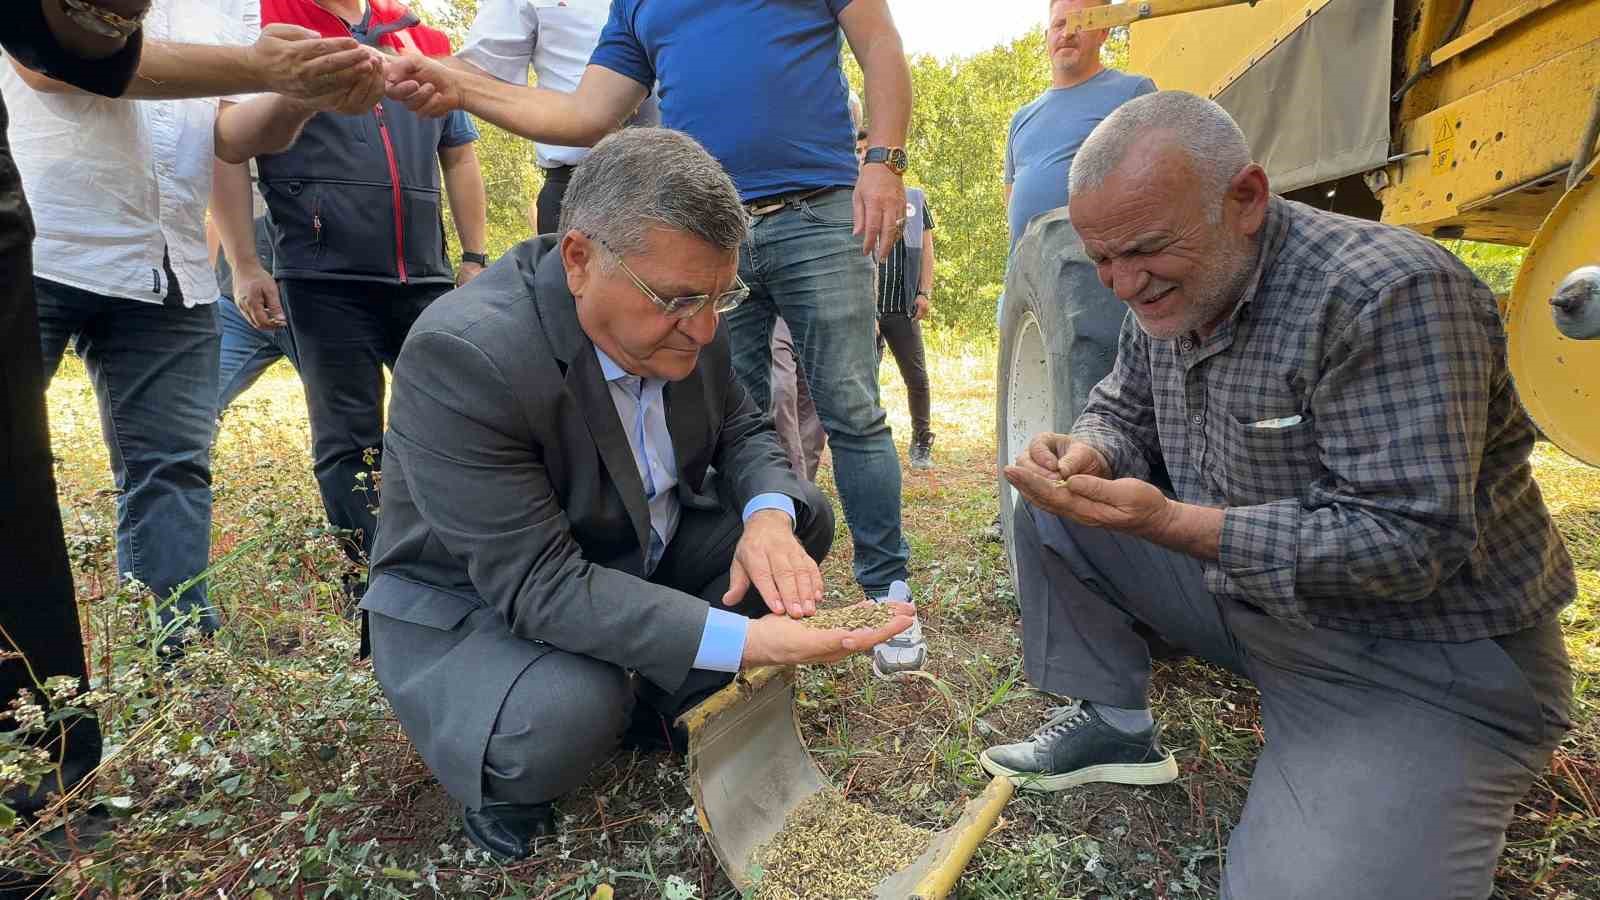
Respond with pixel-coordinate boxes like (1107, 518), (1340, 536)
(1127, 0), (1340, 91)
(1068, 0), (1253, 30)
(1430, 0), (1572, 67)
(1378, 36), (1600, 241)
(1403, 0), (1600, 121)
(1506, 167), (1600, 465)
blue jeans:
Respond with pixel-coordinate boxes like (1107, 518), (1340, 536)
(34, 278), (221, 634)
(217, 294), (298, 411)
(724, 188), (908, 595)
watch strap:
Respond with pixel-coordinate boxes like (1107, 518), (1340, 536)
(461, 251), (489, 267)
(863, 146), (908, 176)
(60, 0), (145, 39)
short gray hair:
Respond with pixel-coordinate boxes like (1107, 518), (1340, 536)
(1068, 91), (1252, 218)
(559, 128), (748, 264)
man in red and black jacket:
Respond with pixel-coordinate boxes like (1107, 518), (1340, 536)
(253, 0), (487, 583)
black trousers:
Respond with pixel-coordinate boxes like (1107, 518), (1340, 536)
(0, 244), (100, 815)
(876, 311), (931, 442)
(279, 278), (451, 563)
(535, 165), (575, 236)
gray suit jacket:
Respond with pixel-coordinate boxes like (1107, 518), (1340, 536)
(360, 236), (805, 752)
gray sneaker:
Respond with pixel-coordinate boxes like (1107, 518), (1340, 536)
(908, 434), (934, 470)
(870, 580), (926, 679)
(979, 701), (1178, 791)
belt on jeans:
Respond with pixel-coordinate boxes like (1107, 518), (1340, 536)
(743, 186), (840, 218)
(542, 164), (576, 181)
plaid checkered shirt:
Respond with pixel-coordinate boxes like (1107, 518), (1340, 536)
(1072, 197), (1575, 642)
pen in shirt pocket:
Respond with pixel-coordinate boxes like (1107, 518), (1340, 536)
(1246, 414), (1304, 429)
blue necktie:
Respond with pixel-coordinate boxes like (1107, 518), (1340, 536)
(622, 376), (666, 572)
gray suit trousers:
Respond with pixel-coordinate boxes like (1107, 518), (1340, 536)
(1011, 499), (1572, 900)
(371, 481), (833, 811)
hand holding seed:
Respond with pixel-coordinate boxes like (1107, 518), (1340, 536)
(1004, 431), (1117, 521)
(740, 601), (916, 668)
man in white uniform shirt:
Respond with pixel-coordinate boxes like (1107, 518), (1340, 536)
(1, 0), (383, 650)
(452, 0), (658, 231)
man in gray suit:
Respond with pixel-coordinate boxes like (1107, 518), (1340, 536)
(361, 128), (915, 861)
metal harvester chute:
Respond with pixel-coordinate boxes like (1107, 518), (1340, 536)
(677, 667), (1014, 899)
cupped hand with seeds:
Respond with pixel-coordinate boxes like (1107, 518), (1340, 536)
(740, 601), (916, 668)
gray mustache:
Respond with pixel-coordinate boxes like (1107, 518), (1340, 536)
(1131, 281), (1178, 304)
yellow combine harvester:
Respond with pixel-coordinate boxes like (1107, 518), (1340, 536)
(998, 0), (1598, 574)
(1126, 0), (1599, 460)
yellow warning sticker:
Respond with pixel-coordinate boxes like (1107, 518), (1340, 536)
(1431, 118), (1455, 175)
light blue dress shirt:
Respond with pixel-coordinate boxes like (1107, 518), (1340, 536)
(594, 347), (795, 672)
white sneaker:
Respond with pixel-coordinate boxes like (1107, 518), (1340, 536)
(870, 580), (926, 679)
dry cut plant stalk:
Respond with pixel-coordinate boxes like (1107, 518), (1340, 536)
(752, 788), (930, 899)
(800, 603), (895, 632)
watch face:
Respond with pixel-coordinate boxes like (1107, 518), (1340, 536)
(864, 147), (908, 174)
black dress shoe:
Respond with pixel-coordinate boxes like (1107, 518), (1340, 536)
(620, 704), (688, 755)
(461, 801), (555, 861)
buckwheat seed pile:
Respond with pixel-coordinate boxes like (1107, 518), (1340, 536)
(800, 603), (895, 632)
(751, 788), (930, 899)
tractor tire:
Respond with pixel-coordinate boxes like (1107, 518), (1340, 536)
(995, 209), (1128, 586)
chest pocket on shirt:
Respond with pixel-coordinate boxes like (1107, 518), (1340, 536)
(1213, 413), (1320, 507)
(534, 0), (608, 31)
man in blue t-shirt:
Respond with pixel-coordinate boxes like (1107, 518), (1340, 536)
(384, 0), (927, 674)
(1005, 0), (1155, 251)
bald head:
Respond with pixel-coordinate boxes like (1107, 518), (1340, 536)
(1069, 91), (1253, 221)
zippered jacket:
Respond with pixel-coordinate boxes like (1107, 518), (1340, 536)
(257, 0), (455, 285)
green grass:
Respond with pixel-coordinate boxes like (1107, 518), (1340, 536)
(2, 338), (1596, 899)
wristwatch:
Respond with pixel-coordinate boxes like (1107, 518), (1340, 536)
(60, 0), (146, 40)
(862, 146), (909, 176)
(461, 251), (489, 267)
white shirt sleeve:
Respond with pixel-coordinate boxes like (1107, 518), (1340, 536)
(457, 0), (539, 86)
(224, 0), (264, 105)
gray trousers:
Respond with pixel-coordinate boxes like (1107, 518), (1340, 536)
(769, 317), (825, 481)
(1012, 500), (1572, 900)
(456, 485), (834, 808)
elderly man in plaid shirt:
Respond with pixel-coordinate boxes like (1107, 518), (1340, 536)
(983, 91), (1575, 899)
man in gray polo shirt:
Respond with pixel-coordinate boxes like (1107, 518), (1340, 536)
(453, 0), (658, 232)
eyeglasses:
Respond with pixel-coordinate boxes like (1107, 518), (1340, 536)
(594, 236), (749, 319)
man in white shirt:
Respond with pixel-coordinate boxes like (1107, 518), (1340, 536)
(1, 0), (384, 651)
(452, 0), (657, 232)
